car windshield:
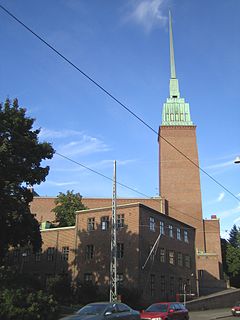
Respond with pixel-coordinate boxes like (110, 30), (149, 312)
(77, 304), (107, 315)
(146, 304), (168, 312)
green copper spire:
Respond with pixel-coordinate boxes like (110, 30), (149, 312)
(162, 11), (193, 126)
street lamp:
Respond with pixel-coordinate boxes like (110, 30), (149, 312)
(234, 156), (240, 164)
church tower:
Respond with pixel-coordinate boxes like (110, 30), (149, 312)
(159, 12), (205, 252)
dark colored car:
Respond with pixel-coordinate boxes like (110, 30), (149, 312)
(140, 302), (189, 320)
(60, 302), (140, 320)
(232, 302), (240, 316)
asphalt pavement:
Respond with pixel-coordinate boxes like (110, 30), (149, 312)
(189, 307), (234, 320)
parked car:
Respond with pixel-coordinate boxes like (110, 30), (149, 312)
(60, 301), (140, 320)
(232, 302), (240, 316)
(140, 302), (189, 320)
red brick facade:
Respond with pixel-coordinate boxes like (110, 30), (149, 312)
(12, 202), (197, 305)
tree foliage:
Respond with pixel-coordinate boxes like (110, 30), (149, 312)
(228, 224), (240, 248)
(52, 190), (87, 227)
(0, 98), (54, 262)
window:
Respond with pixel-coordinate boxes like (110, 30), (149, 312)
(185, 255), (190, 268)
(62, 246), (69, 261)
(150, 274), (155, 297)
(117, 214), (124, 229)
(118, 303), (130, 312)
(169, 250), (175, 265)
(117, 243), (124, 259)
(177, 228), (181, 240)
(35, 250), (42, 262)
(160, 248), (165, 263)
(13, 249), (20, 263)
(170, 113), (174, 121)
(170, 276), (174, 296)
(117, 273), (124, 288)
(84, 273), (93, 284)
(47, 247), (55, 261)
(178, 278), (183, 293)
(101, 216), (109, 230)
(87, 218), (95, 231)
(160, 221), (165, 235)
(85, 245), (94, 260)
(177, 253), (183, 266)
(160, 275), (165, 294)
(169, 225), (173, 238)
(184, 230), (189, 243)
(150, 217), (155, 232)
(149, 245), (156, 261)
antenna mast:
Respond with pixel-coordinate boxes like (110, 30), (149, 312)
(110, 160), (117, 302)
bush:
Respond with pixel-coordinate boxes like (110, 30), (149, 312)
(46, 275), (72, 304)
(0, 288), (59, 320)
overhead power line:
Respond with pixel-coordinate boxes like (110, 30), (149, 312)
(0, 4), (239, 203)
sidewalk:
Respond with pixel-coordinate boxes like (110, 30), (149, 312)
(189, 308), (232, 320)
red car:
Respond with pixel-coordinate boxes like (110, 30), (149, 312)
(232, 302), (240, 316)
(140, 302), (189, 320)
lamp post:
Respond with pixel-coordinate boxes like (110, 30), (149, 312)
(234, 156), (240, 164)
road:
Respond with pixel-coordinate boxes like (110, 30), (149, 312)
(189, 307), (234, 320)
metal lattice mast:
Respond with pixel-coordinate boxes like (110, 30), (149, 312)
(110, 160), (117, 302)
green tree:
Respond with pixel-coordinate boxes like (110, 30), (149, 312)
(52, 190), (87, 227)
(226, 244), (240, 277)
(0, 98), (54, 262)
(228, 224), (240, 248)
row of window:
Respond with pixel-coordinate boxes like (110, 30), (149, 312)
(85, 243), (124, 260)
(150, 247), (191, 268)
(12, 246), (70, 262)
(87, 214), (124, 231)
(150, 218), (189, 243)
(150, 274), (191, 297)
(165, 112), (188, 122)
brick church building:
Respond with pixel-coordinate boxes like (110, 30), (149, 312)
(9, 12), (226, 303)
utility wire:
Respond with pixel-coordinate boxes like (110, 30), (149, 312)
(0, 4), (239, 204)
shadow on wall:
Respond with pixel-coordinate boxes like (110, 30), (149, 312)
(198, 269), (227, 296)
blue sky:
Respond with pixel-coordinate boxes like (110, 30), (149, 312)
(0, 0), (239, 238)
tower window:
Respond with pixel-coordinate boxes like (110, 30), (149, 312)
(170, 113), (174, 121)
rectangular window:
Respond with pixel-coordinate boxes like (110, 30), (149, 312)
(150, 274), (155, 297)
(117, 214), (124, 229)
(87, 218), (95, 231)
(85, 245), (94, 260)
(169, 250), (175, 265)
(160, 248), (165, 263)
(47, 247), (55, 262)
(149, 245), (157, 261)
(178, 278), (183, 293)
(184, 230), (189, 243)
(62, 246), (69, 261)
(101, 216), (109, 230)
(160, 221), (165, 235)
(150, 217), (155, 232)
(177, 228), (181, 240)
(117, 273), (124, 288)
(84, 273), (93, 284)
(117, 243), (124, 259)
(170, 276), (174, 296)
(13, 249), (20, 263)
(160, 275), (165, 294)
(185, 255), (191, 268)
(35, 250), (42, 262)
(169, 225), (173, 238)
(177, 253), (183, 266)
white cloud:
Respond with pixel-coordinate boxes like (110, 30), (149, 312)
(216, 204), (240, 219)
(217, 192), (225, 202)
(46, 180), (79, 187)
(205, 160), (234, 170)
(58, 135), (110, 157)
(53, 159), (136, 173)
(39, 128), (84, 139)
(127, 0), (168, 32)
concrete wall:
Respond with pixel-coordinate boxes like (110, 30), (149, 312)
(186, 288), (240, 311)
